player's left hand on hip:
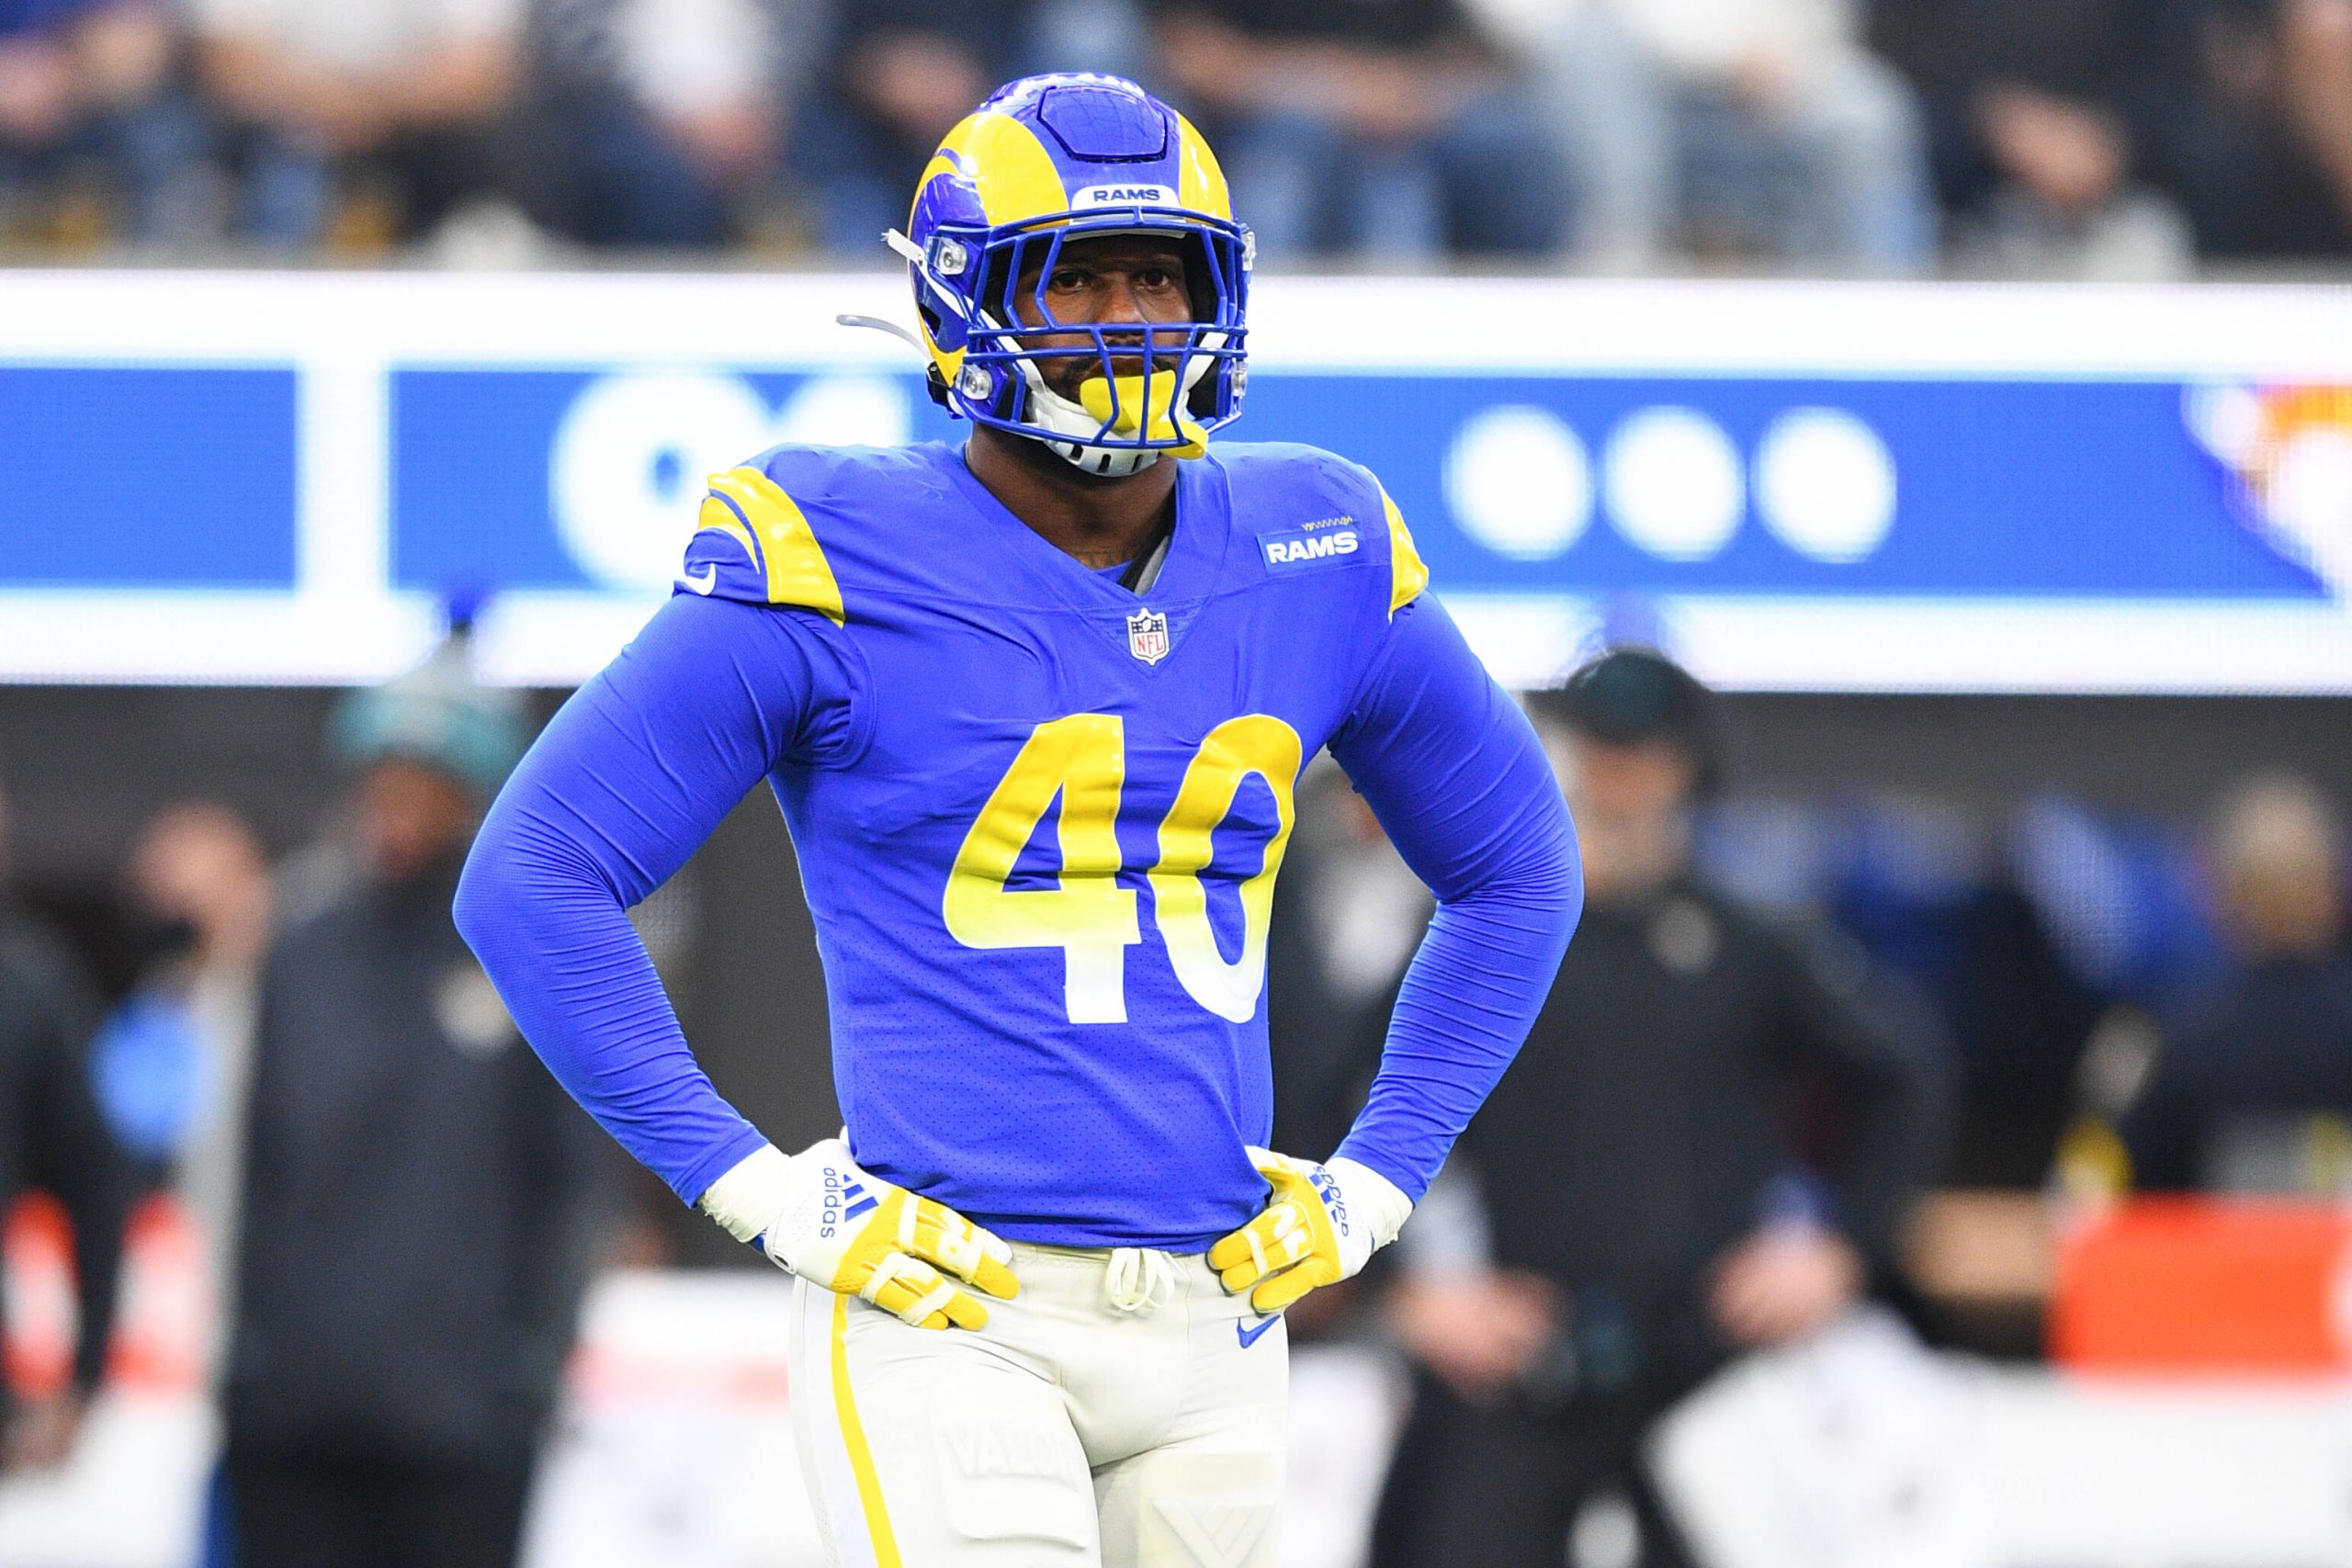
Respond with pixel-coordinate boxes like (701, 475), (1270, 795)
(695, 1137), (1019, 1330)
(1208, 1148), (1412, 1314)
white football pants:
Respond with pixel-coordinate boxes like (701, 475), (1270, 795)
(790, 1240), (1288, 1568)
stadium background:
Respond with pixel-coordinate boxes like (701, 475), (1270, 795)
(6, 0), (2352, 1562)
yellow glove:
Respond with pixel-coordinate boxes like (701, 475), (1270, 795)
(1209, 1148), (1412, 1314)
(698, 1139), (1018, 1330)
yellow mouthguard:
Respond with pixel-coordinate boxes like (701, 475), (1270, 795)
(1079, 372), (1208, 458)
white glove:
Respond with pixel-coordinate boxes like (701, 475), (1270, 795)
(1209, 1148), (1413, 1313)
(697, 1138), (1019, 1330)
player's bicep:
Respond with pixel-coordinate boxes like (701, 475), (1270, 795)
(488, 594), (833, 906)
(1328, 596), (1577, 905)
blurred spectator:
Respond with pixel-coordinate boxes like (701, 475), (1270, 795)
(0, 776), (132, 1477)
(2120, 774), (2352, 1192)
(796, 0), (1143, 255)
(0, 0), (194, 243)
(794, 0), (1005, 255)
(1370, 649), (1949, 1568)
(1472, 0), (1935, 270)
(99, 801), (271, 1376)
(191, 0), (526, 248)
(2145, 0), (2352, 261)
(518, 0), (809, 248)
(220, 627), (604, 1568)
(2271, 0), (2352, 249)
(1869, 0), (2195, 276)
(1820, 799), (2109, 1189)
(1153, 0), (1566, 259)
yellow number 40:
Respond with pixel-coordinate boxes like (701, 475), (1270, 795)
(943, 714), (1302, 1025)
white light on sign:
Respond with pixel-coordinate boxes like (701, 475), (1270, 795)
(1604, 407), (1744, 562)
(1756, 408), (1897, 565)
(1444, 404), (1593, 561)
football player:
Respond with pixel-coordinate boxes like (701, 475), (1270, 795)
(457, 73), (1582, 1568)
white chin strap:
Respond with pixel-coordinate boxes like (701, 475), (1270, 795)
(1015, 339), (1223, 479)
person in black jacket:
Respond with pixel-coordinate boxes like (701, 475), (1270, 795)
(0, 783), (131, 1477)
(220, 628), (605, 1568)
(1369, 649), (1951, 1568)
(2121, 773), (2352, 1192)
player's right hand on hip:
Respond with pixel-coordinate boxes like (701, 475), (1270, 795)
(696, 1138), (1018, 1329)
(1209, 1148), (1412, 1314)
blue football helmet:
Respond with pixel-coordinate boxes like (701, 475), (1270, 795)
(893, 73), (1251, 478)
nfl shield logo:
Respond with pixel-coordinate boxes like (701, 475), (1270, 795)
(1125, 607), (1170, 665)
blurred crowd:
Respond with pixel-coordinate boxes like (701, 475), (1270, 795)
(5, 627), (2351, 1563)
(3, 0), (2352, 274)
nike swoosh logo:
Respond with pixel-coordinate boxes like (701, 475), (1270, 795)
(1236, 1314), (1280, 1349)
(678, 566), (718, 595)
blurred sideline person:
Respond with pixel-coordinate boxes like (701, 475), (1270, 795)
(107, 802), (273, 1371)
(220, 628), (605, 1568)
(458, 74), (1580, 1567)
(1371, 649), (1950, 1568)
(190, 0), (526, 247)
(2118, 774), (2352, 1192)
(0, 776), (132, 1476)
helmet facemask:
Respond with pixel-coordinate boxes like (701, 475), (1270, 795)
(989, 226), (1228, 477)
(905, 211), (1250, 477)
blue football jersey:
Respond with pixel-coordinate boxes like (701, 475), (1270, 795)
(680, 440), (1430, 1247)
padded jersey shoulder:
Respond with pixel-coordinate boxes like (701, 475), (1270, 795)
(1210, 441), (1429, 620)
(678, 443), (968, 620)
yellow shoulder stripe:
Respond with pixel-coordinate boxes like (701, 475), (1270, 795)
(1379, 483), (1429, 618)
(693, 498), (761, 572)
(706, 467), (845, 626)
